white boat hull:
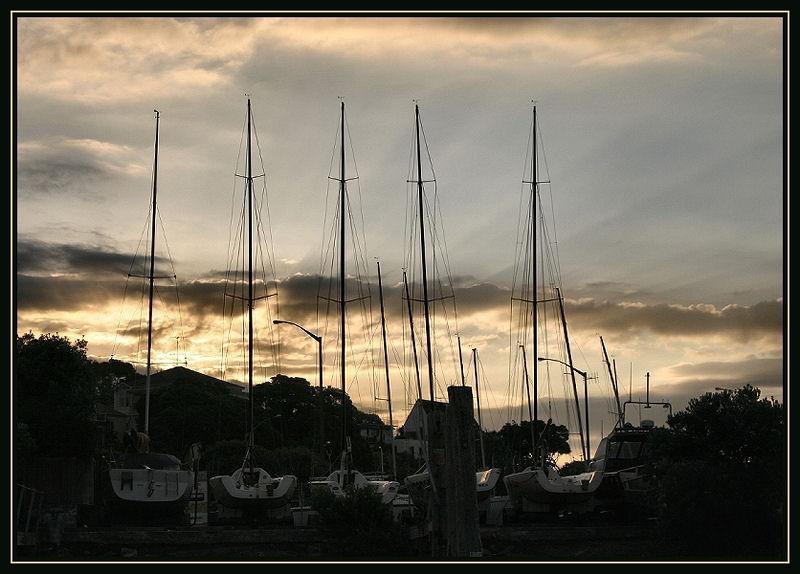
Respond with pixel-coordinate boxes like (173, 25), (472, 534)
(208, 467), (297, 510)
(405, 468), (502, 507)
(310, 469), (399, 505)
(504, 466), (603, 511)
(476, 468), (502, 502)
(109, 467), (194, 503)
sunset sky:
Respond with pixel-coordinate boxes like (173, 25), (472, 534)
(14, 14), (785, 459)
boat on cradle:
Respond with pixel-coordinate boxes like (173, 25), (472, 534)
(210, 465), (297, 510)
(502, 103), (601, 515)
(308, 101), (399, 506)
(208, 97), (297, 516)
(310, 467), (399, 505)
(503, 456), (603, 514)
(108, 452), (193, 514)
(106, 110), (193, 523)
(400, 104), (502, 514)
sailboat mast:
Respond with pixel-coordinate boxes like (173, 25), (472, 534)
(377, 261), (396, 479)
(556, 286), (586, 461)
(472, 348), (486, 469)
(600, 336), (623, 427)
(415, 104), (435, 402)
(458, 336), (466, 386)
(144, 109), (160, 435)
(339, 101), (347, 460)
(403, 270), (422, 400)
(246, 98), (255, 449)
(531, 104), (539, 456)
(520, 344), (536, 462)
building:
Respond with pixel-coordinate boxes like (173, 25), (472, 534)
(358, 421), (393, 445)
(94, 366), (247, 442)
(393, 399), (448, 459)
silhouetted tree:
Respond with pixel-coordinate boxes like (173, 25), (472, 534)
(650, 385), (785, 559)
(89, 358), (137, 404)
(253, 374), (382, 471)
(144, 375), (247, 458)
(485, 419), (571, 475)
(15, 332), (97, 457)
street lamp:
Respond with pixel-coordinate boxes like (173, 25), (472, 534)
(272, 320), (323, 389)
(538, 356), (590, 461)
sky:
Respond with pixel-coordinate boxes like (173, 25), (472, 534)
(14, 14), (785, 461)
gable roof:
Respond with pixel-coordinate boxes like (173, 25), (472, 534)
(131, 366), (246, 397)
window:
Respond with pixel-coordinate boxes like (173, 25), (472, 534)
(610, 440), (644, 459)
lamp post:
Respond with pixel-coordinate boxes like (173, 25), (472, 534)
(273, 319), (325, 472)
(538, 356), (590, 461)
(272, 320), (323, 389)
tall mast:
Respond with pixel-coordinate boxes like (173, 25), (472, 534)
(520, 345), (536, 464)
(556, 286), (586, 461)
(144, 109), (160, 435)
(246, 98), (254, 452)
(530, 104), (539, 457)
(472, 348), (486, 469)
(415, 104), (435, 402)
(339, 101), (347, 464)
(377, 261), (397, 479)
(600, 336), (623, 427)
(584, 370), (590, 460)
(458, 336), (466, 387)
(628, 363), (632, 405)
(403, 270), (422, 401)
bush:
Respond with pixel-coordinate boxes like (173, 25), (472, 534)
(650, 386), (785, 559)
(310, 485), (412, 558)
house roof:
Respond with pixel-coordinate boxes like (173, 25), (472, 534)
(412, 399), (448, 414)
(130, 366), (246, 397)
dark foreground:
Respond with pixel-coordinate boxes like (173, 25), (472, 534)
(16, 521), (771, 562)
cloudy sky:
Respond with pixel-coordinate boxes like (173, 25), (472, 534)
(14, 14), (785, 458)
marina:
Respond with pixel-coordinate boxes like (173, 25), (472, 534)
(13, 11), (786, 563)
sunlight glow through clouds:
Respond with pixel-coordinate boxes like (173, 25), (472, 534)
(15, 15), (784, 447)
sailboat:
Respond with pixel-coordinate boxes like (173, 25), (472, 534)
(208, 97), (297, 513)
(308, 101), (399, 505)
(470, 347), (502, 509)
(502, 104), (603, 514)
(398, 103), (500, 508)
(107, 110), (194, 521)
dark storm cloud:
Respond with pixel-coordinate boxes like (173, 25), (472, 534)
(17, 256), (783, 348)
(17, 239), (169, 276)
(177, 279), (227, 317)
(16, 274), (121, 311)
(666, 357), (783, 399)
(18, 160), (107, 197)
(567, 298), (782, 340)
(18, 139), (145, 198)
(117, 322), (181, 341)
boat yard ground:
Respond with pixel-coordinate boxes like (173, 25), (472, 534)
(16, 521), (708, 562)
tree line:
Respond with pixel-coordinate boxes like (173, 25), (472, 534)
(14, 332), (785, 559)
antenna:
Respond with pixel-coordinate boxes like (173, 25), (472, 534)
(173, 335), (187, 367)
